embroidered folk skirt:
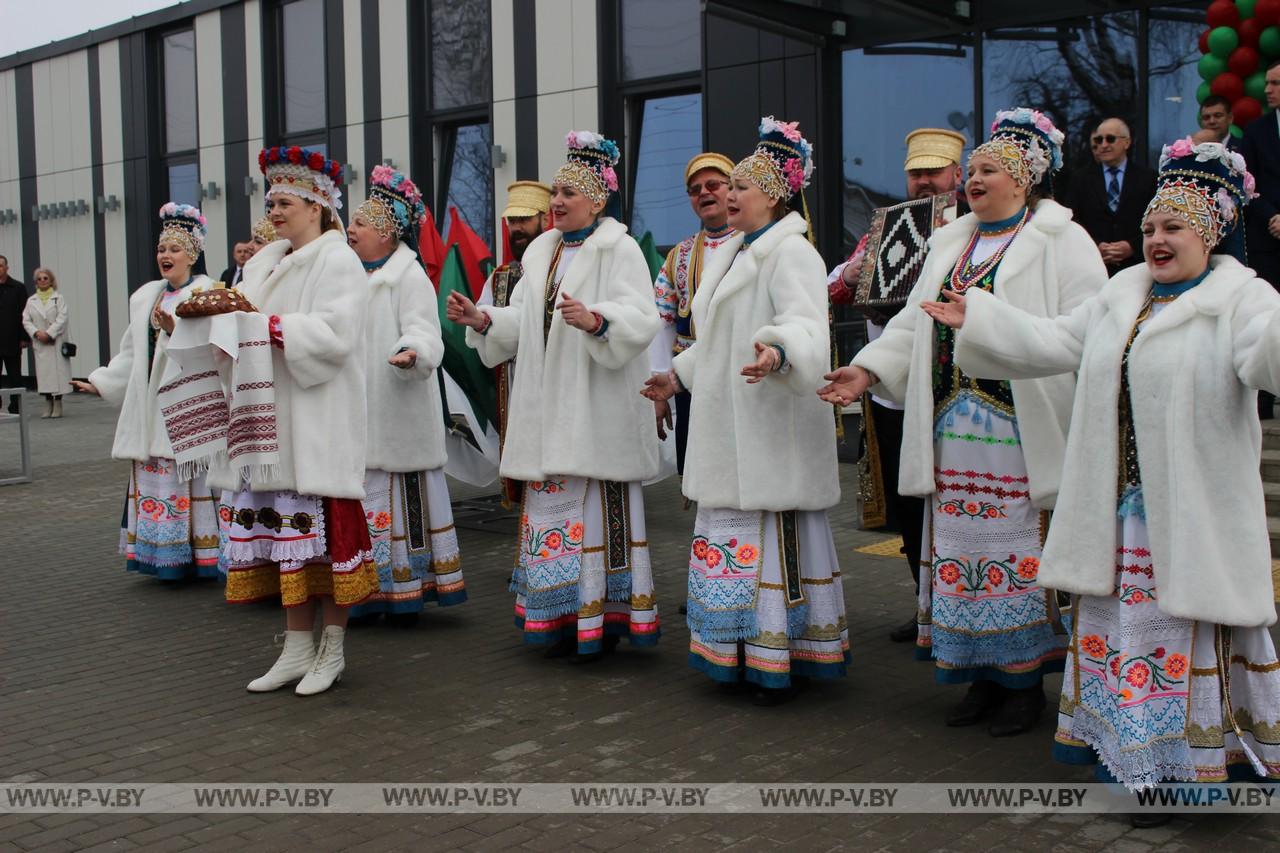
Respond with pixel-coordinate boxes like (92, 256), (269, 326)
(1054, 496), (1280, 790)
(219, 486), (378, 607)
(917, 392), (1065, 687)
(120, 457), (220, 580)
(686, 506), (849, 689)
(348, 468), (465, 617)
(511, 477), (659, 654)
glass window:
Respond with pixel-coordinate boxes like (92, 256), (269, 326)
(983, 14), (1139, 178)
(840, 44), (974, 253)
(621, 0), (700, 80)
(1148, 8), (1209, 162)
(167, 161), (201, 209)
(630, 93), (703, 247)
(282, 0), (327, 135)
(162, 30), (197, 153)
(431, 0), (491, 110)
(442, 123), (495, 250)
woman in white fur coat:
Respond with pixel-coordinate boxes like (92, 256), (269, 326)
(644, 117), (846, 705)
(22, 267), (72, 417)
(73, 204), (219, 582)
(344, 165), (463, 624)
(924, 139), (1280, 794)
(448, 130), (661, 662)
(213, 146), (375, 697)
(820, 109), (1107, 735)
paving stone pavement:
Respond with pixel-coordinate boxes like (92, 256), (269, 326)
(2, 392), (1278, 851)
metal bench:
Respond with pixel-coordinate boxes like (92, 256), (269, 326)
(0, 389), (33, 485)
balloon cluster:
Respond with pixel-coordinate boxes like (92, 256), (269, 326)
(1198, 0), (1280, 136)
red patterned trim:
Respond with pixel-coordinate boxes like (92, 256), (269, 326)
(268, 315), (284, 349)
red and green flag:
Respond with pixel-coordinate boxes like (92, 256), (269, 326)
(436, 243), (497, 431)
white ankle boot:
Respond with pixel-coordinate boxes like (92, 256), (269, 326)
(246, 630), (315, 692)
(50, 398), (62, 418)
(40, 398), (52, 419)
(295, 625), (345, 696)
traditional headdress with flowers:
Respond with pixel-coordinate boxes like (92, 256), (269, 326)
(732, 116), (814, 202)
(259, 145), (344, 220)
(251, 214), (277, 243)
(356, 165), (427, 245)
(1143, 137), (1256, 260)
(971, 107), (1064, 189)
(554, 130), (620, 204)
(157, 202), (208, 262)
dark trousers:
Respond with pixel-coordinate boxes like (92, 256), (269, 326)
(870, 400), (926, 589)
(674, 389), (692, 475)
(1255, 251), (1280, 418)
(0, 350), (21, 413)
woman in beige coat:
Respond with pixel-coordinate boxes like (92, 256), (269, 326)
(22, 267), (72, 417)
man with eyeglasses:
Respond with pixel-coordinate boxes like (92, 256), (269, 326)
(648, 153), (736, 476)
(827, 128), (964, 645)
(1064, 117), (1156, 277)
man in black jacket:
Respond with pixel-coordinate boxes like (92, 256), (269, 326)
(217, 240), (255, 288)
(1064, 117), (1158, 277)
(1242, 59), (1280, 293)
(0, 255), (29, 413)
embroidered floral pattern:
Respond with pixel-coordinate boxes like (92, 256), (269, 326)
(690, 535), (759, 575)
(937, 498), (1007, 519)
(523, 516), (585, 560)
(138, 494), (192, 522)
(1081, 635), (1188, 697)
(528, 480), (567, 495)
(932, 552), (1040, 594)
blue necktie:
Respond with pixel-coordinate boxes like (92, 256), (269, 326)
(1107, 167), (1121, 213)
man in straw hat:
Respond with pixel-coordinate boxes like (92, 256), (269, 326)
(648, 152), (737, 476)
(479, 180), (552, 504)
(828, 127), (965, 645)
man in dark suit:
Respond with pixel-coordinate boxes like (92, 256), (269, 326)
(1240, 60), (1280, 419)
(1193, 95), (1245, 151)
(0, 254), (29, 413)
(1064, 117), (1158, 277)
(1242, 59), (1280, 293)
(217, 240), (254, 287)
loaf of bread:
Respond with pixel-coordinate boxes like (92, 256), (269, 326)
(175, 282), (257, 317)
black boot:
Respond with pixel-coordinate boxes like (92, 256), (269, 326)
(888, 615), (918, 643)
(1128, 812), (1173, 829)
(987, 683), (1046, 737)
(946, 680), (1004, 726)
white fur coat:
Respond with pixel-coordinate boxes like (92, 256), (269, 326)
(90, 276), (210, 461)
(956, 256), (1280, 627)
(464, 217), (661, 482)
(207, 230), (369, 499)
(851, 200), (1108, 509)
(672, 212), (839, 510)
(364, 242), (447, 473)
(23, 291), (72, 394)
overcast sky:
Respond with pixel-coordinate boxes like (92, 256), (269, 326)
(0, 0), (177, 57)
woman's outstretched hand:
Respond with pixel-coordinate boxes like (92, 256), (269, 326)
(71, 380), (100, 396)
(642, 371), (677, 403)
(445, 291), (486, 329)
(816, 365), (873, 406)
(920, 289), (967, 329)
(741, 342), (780, 384)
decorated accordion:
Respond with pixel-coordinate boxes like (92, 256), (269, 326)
(851, 192), (954, 323)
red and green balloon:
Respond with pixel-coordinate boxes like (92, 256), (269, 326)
(1200, 0), (1279, 132)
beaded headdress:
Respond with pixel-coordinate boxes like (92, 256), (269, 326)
(259, 145), (344, 220)
(1143, 137), (1256, 259)
(356, 165), (427, 243)
(732, 116), (814, 202)
(251, 214), (277, 243)
(157, 202), (207, 262)
(554, 131), (620, 204)
(971, 108), (1064, 189)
